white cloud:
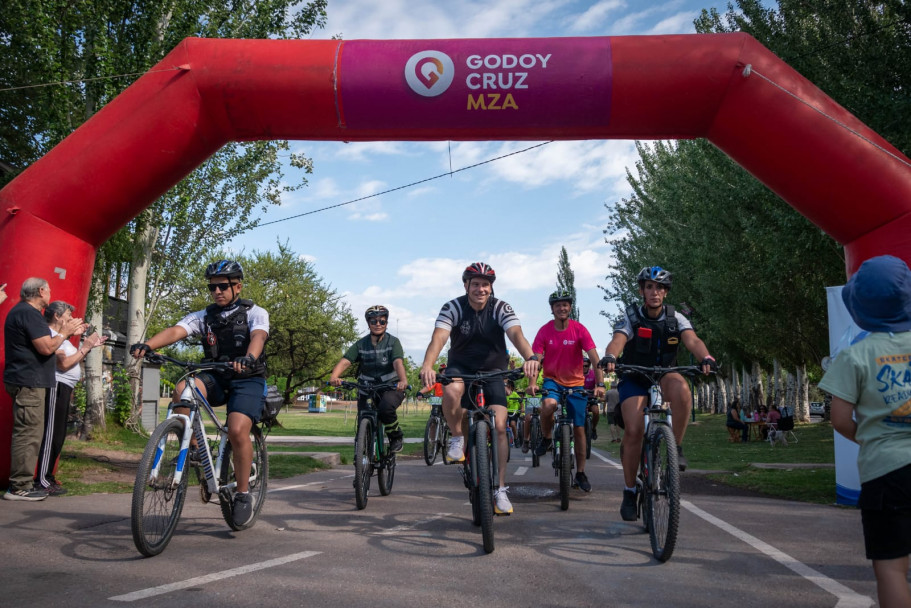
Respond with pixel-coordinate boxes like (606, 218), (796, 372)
(565, 0), (626, 33)
(334, 141), (412, 161)
(647, 11), (699, 34)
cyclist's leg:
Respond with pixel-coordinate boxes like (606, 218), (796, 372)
(489, 403), (510, 487)
(539, 397), (557, 440)
(590, 403), (600, 433)
(566, 390), (588, 473)
(661, 373), (692, 446)
(378, 388), (405, 438)
(618, 393), (647, 489)
(441, 380), (466, 438)
(225, 377), (265, 493)
(172, 374), (216, 449)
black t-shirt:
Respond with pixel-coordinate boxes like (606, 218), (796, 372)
(434, 295), (520, 371)
(3, 301), (55, 387)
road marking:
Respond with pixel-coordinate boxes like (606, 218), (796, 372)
(515, 466), (529, 476)
(108, 551), (321, 602)
(590, 448), (622, 469)
(682, 500), (873, 608)
(269, 475), (353, 492)
(374, 513), (453, 535)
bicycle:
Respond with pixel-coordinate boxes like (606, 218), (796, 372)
(525, 395), (543, 467)
(423, 396), (449, 466)
(584, 391), (599, 460)
(614, 363), (714, 562)
(337, 380), (400, 510)
(540, 385), (588, 511)
(437, 368), (524, 554)
(131, 353), (269, 557)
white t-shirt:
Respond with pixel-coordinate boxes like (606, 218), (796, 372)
(51, 328), (83, 388)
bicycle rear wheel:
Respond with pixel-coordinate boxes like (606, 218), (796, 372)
(644, 423), (680, 562)
(378, 433), (395, 496)
(530, 417), (542, 468)
(558, 423), (572, 511)
(218, 425), (269, 531)
(131, 418), (189, 557)
(423, 414), (441, 466)
(585, 414), (593, 460)
(475, 420), (495, 554)
(354, 418), (373, 510)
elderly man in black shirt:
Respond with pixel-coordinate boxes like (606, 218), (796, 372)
(4, 278), (83, 501)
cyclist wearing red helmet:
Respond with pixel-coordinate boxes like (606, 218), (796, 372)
(599, 266), (715, 522)
(329, 305), (408, 453)
(419, 262), (540, 515)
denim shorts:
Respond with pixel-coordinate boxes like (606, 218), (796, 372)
(541, 379), (587, 427)
(198, 373), (266, 423)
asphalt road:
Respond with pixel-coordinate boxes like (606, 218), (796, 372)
(1, 446), (876, 608)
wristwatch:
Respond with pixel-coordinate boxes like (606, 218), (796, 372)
(526, 354), (539, 362)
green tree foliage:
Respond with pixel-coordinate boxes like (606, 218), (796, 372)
(556, 246), (580, 321)
(603, 0), (910, 371)
(169, 243), (358, 405)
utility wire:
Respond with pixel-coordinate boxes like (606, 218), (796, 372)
(254, 141), (553, 228)
(0, 66), (186, 93)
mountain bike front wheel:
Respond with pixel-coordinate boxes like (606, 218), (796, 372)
(219, 425), (269, 531)
(584, 414), (593, 460)
(475, 420), (495, 554)
(354, 418), (374, 510)
(558, 423), (572, 511)
(378, 434), (395, 496)
(529, 417), (542, 468)
(644, 423), (680, 562)
(131, 418), (189, 557)
(423, 414), (441, 466)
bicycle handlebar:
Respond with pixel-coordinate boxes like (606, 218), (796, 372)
(436, 368), (525, 386)
(615, 363), (718, 383)
(144, 352), (234, 372)
(333, 380), (408, 394)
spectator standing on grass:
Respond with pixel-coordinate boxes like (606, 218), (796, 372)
(819, 255), (911, 608)
(35, 301), (107, 495)
(4, 279), (84, 501)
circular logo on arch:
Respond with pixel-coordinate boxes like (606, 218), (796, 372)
(405, 50), (455, 97)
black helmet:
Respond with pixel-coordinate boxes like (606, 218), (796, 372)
(637, 266), (671, 290)
(205, 260), (244, 280)
(462, 262), (496, 284)
(365, 305), (389, 320)
(548, 289), (573, 306)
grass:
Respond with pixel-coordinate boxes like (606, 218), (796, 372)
(591, 412), (838, 505)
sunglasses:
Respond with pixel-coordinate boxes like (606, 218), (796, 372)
(368, 318), (387, 326)
(207, 282), (237, 292)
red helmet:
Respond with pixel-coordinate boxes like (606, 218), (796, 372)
(462, 262), (496, 284)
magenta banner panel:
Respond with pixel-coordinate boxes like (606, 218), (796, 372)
(337, 38), (612, 131)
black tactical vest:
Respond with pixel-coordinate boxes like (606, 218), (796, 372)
(202, 299), (266, 377)
(620, 304), (681, 367)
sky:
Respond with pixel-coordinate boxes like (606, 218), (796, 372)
(228, 0), (739, 362)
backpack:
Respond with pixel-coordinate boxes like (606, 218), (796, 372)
(262, 384), (284, 427)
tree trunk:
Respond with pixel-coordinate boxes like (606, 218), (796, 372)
(716, 377), (728, 414)
(124, 217), (158, 431)
(81, 274), (107, 439)
(796, 364), (810, 422)
(772, 359), (783, 408)
(751, 361), (765, 411)
(741, 367), (751, 410)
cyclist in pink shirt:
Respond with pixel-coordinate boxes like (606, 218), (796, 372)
(531, 290), (604, 492)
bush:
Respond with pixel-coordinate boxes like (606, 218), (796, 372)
(111, 368), (133, 426)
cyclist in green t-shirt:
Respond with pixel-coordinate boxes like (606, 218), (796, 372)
(330, 305), (408, 452)
(505, 379), (522, 446)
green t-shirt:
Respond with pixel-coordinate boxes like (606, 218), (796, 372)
(343, 333), (404, 383)
(819, 331), (911, 483)
(506, 392), (522, 414)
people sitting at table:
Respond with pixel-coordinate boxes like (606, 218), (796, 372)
(727, 398), (749, 442)
(767, 404), (781, 426)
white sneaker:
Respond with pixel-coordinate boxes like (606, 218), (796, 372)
(494, 487), (513, 515)
(447, 436), (465, 462)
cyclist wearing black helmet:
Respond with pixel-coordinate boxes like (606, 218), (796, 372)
(530, 289), (604, 492)
(329, 305), (408, 452)
(419, 262), (540, 515)
(599, 266), (715, 521)
(130, 259), (269, 527)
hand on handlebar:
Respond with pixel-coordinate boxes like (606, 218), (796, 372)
(701, 356), (718, 375)
(130, 343), (151, 359)
(598, 353), (617, 373)
(328, 376), (342, 387)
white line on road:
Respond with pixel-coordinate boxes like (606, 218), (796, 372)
(589, 448), (622, 469)
(515, 466), (528, 476)
(682, 500), (873, 608)
(269, 474), (353, 493)
(108, 551), (322, 602)
(374, 513), (453, 535)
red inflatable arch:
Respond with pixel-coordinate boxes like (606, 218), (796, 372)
(1, 33), (910, 482)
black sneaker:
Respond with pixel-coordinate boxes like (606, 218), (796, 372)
(521, 441), (530, 454)
(4, 487), (48, 502)
(389, 435), (404, 453)
(535, 437), (552, 457)
(232, 492), (255, 527)
(591, 428), (598, 441)
(620, 489), (637, 521)
(46, 482), (68, 497)
(677, 445), (688, 472)
(574, 471), (592, 493)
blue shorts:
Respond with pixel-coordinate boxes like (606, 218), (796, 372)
(198, 373), (266, 423)
(541, 379), (587, 427)
(617, 376), (650, 402)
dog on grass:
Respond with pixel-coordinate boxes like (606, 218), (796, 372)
(768, 427), (788, 447)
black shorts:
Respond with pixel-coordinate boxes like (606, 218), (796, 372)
(198, 372), (266, 423)
(443, 364), (508, 409)
(859, 463), (911, 560)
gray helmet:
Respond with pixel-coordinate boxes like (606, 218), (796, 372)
(548, 289), (573, 306)
(637, 266), (671, 290)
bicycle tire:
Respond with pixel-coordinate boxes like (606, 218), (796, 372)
(423, 414), (441, 466)
(354, 417), (373, 510)
(131, 418), (189, 557)
(516, 418), (525, 448)
(645, 423), (680, 562)
(475, 420), (495, 554)
(441, 423), (451, 465)
(378, 433), (395, 496)
(530, 417), (542, 468)
(218, 425), (269, 531)
(585, 414), (593, 460)
(558, 423), (572, 511)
